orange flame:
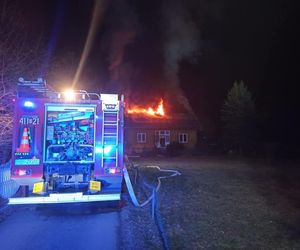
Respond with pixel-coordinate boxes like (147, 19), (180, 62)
(127, 99), (165, 117)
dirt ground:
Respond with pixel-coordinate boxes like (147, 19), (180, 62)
(123, 156), (300, 249)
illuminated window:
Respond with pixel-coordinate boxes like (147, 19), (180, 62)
(137, 133), (146, 143)
(179, 133), (188, 143)
(155, 130), (170, 148)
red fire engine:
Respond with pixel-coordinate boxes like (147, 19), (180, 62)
(9, 78), (124, 204)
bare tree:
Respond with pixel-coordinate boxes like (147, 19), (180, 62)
(0, 0), (45, 162)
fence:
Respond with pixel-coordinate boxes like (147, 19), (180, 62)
(0, 160), (19, 199)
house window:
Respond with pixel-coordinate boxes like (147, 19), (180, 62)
(179, 133), (188, 143)
(155, 130), (170, 148)
(137, 133), (146, 143)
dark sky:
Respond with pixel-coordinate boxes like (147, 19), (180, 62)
(14, 0), (300, 142)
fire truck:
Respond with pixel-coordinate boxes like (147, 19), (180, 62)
(9, 78), (124, 204)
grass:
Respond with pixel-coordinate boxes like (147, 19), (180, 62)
(132, 156), (300, 249)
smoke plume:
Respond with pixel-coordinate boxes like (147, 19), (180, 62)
(162, 0), (200, 114)
(105, 0), (138, 92)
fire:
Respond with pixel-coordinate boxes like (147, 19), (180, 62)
(127, 99), (165, 117)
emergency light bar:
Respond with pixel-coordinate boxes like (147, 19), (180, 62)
(56, 90), (101, 101)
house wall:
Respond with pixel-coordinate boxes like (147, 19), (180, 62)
(124, 129), (155, 154)
(124, 128), (198, 154)
(171, 130), (197, 148)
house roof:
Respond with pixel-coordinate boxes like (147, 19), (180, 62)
(124, 113), (202, 130)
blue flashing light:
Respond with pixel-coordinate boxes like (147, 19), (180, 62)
(104, 145), (113, 155)
(95, 146), (102, 154)
(95, 145), (115, 155)
(24, 101), (35, 108)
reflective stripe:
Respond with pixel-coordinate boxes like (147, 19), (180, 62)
(9, 193), (120, 205)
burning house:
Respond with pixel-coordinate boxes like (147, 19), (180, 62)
(124, 99), (201, 155)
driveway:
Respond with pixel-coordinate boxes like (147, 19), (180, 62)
(0, 203), (120, 250)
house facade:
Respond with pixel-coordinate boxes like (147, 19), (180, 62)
(124, 114), (201, 154)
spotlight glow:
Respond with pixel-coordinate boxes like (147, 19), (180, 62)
(63, 89), (75, 101)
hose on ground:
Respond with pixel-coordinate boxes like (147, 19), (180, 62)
(123, 164), (181, 207)
(123, 160), (180, 250)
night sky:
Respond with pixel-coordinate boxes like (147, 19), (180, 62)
(10, 0), (300, 146)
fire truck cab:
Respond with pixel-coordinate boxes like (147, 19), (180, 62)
(9, 78), (124, 204)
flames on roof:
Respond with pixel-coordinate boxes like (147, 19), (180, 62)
(127, 98), (165, 118)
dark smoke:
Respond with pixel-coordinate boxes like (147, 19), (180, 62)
(108, 30), (136, 81)
(100, 0), (201, 112)
(104, 0), (138, 93)
(162, 0), (200, 114)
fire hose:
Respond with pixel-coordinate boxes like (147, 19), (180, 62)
(123, 164), (181, 207)
(123, 162), (181, 250)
